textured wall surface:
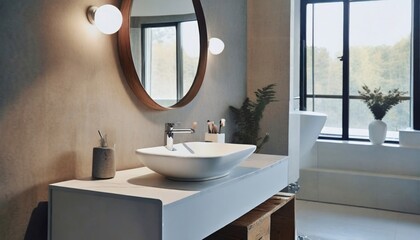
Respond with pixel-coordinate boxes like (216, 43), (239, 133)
(247, 0), (290, 155)
(0, 0), (247, 239)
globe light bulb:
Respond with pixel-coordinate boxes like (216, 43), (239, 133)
(88, 5), (122, 35)
(209, 38), (225, 55)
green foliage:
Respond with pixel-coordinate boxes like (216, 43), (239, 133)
(230, 84), (277, 152)
(307, 36), (411, 130)
(307, 37), (411, 98)
(358, 84), (407, 120)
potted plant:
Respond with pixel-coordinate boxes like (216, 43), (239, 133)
(358, 84), (406, 144)
(230, 84), (276, 152)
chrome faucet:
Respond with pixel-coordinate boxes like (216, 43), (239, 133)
(165, 122), (196, 151)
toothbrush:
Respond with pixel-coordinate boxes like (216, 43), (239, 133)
(98, 130), (107, 147)
(98, 130), (104, 141)
(219, 118), (226, 134)
(207, 120), (212, 133)
(211, 122), (218, 134)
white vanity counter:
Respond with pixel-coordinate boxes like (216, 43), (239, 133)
(48, 154), (288, 240)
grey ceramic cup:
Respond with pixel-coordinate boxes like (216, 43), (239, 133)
(92, 147), (115, 179)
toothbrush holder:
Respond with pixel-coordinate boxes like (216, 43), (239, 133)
(92, 147), (115, 179)
(205, 133), (225, 143)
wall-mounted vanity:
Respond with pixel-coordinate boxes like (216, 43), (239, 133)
(118, 0), (208, 110)
(48, 154), (288, 239)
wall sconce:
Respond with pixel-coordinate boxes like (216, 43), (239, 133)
(208, 38), (225, 55)
(87, 4), (122, 35)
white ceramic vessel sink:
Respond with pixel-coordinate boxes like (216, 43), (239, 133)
(136, 142), (256, 181)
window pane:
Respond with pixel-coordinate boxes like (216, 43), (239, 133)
(348, 99), (371, 140)
(130, 27), (142, 76)
(306, 3), (343, 97)
(349, 0), (411, 139)
(144, 26), (177, 106)
(181, 21), (200, 96)
(312, 98), (343, 136)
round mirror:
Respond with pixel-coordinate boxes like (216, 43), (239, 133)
(118, 0), (208, 110)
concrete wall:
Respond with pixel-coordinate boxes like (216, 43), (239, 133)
(247, 0), (290, 155)
(0, 0), (248, 239)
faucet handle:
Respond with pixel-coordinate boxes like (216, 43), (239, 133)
(192, 121), (197, 130)
(165, 123), (175, 131)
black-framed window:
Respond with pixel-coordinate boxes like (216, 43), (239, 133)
(300, 0), (420, 142)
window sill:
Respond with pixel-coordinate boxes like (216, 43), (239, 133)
(317, 138), (420, 150)
(318, 135), (399, 144)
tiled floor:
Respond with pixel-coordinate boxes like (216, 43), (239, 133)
(296, 200), (420, 240)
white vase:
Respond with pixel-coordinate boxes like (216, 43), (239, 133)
(368, 120), (387, 145)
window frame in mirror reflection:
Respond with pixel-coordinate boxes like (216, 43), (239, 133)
(130, 14), (199, 107)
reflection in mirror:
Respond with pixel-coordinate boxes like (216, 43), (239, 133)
(118, 0), (207, 110)
(130, 0), (200, 107)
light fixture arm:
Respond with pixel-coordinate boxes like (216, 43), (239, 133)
(87, 6), (98, 24)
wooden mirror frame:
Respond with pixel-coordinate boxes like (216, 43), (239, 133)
(118, 0), (208, 110)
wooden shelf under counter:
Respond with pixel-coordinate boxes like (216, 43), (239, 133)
(205, 192), (295, 240)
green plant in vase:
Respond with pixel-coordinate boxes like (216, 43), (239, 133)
(358, 84), (406, 144)
(230, 84), (276, 152)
